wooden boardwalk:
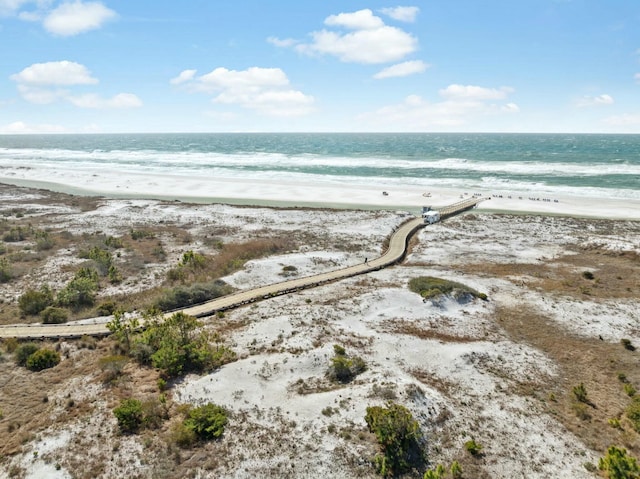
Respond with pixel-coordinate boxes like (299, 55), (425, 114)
(438, 196), (487, 218)
(0, 198), (484, 339)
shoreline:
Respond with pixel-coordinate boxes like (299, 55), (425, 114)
(2, 172), (639, 220)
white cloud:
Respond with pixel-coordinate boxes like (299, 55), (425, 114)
(67, 92), (142, 109)
(325, 9), (384, 30)
(171, 66), (315, 117)
(43, 1), (116, 36)
(10, 60), (98, 85)
(16, 84), (67, 104)
(267, 36), (297, 48)
(439, 84), (513, 100)
(298, 26), (416, 64)
(18, 9), (41, 21)
(379, 6), (419, 22)
(373, 60), (428, 79)
(293, 9), (418, 64)
(1, 120), (66, 134)
(502, 102), (520, 113)
(0, 0), (31, 16)
(635, 73), (640, 83)
(358, 84), (518, 130)
(575, 94), (614, 107)
(11, 60), (141, 109)
(170, 69), (197, 85)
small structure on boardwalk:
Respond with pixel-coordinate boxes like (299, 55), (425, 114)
(422, 206), (441, 224)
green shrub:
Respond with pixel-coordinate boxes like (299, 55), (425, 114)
(184, 403), (227, 440)
(96, 301), (118, 316)
(154, 280), (233, 311)
(157, 378), (167, 391)
(3, 227), (27, 242)
(624, 383), (637, 397)
(14, 343), (40, 366)
(333, 344), (346, 356)
(464, 438), (483, 456)
(328, 345), (366, 383)
(130, 229), (154, 240)
(132, 312), (236, 378)
(41, 306), (68, 324)
(105, 236), (124, 249)
(598, 445), (640, 479)
(408, 276), (486, 301)
(572, 383), (589, 403)
(423, 464), (446, 479)
(57, 268), (99, 309)
(34, 231), (54, 251)
(626, 397), (640, 433)
(108, 265), (123, 284)
(80, 246), (113, 275)
(450, 461), (463, 478)
(609, 418), (623, 429)
(26, 348), (60, 371)
(0, 258), (13, 283)
(113, 398), (144, 433)
(365, 402), (424, 477)
(18, 286), (54, 316)
(180, 250), (206, 269)
(582, 271), (595, 280)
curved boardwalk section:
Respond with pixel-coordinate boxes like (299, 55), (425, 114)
(0, 198), (485, 340)
(0, 217), (425, 339)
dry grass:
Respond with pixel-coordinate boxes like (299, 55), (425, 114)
(0, 338), (108, 456)
(383, 319), (479, 343)
(495, 305), (640, 455)
(459, 248), (638, 301)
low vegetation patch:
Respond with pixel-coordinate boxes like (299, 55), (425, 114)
(0, 257), (13, 283)
(41, 306), (68, 324)
(464, 438), (483, 456)
(408, 276), (487, 301)
(155, 280), (234, 311)
(598, 445), (640, 478)
(328, 344), (366, 383)
(13, 343), (60, 371)
(14, 343), (40, 366)
(113, 398), (144, 433)
(626, 397), (640, 433)
(56, 267), (100, 309)
(26, 348), (61, 371)
(184, 403), (228, 440)
(423, 461), (462, 479)
(108, 310), (236, 378)
(365, 402), (425, 477)
(18, 286), (54, 316)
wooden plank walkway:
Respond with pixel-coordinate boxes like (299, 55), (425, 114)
(438, 197), (487, 218)
(0, 198), (485, 339)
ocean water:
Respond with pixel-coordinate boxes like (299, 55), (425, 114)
(0, 133), (639, 200)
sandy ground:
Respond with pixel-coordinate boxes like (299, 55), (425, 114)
(1, 165), (640, 220)
(0, 183), (639, 478)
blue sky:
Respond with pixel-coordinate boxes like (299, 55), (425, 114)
(0, 0), (639, 133)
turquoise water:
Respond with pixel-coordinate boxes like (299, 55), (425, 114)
(0, 133), (639, 199)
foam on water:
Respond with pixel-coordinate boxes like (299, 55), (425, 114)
(0, 133), (639, 201)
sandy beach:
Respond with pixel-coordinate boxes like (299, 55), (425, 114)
(1, 164), (639, 220)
